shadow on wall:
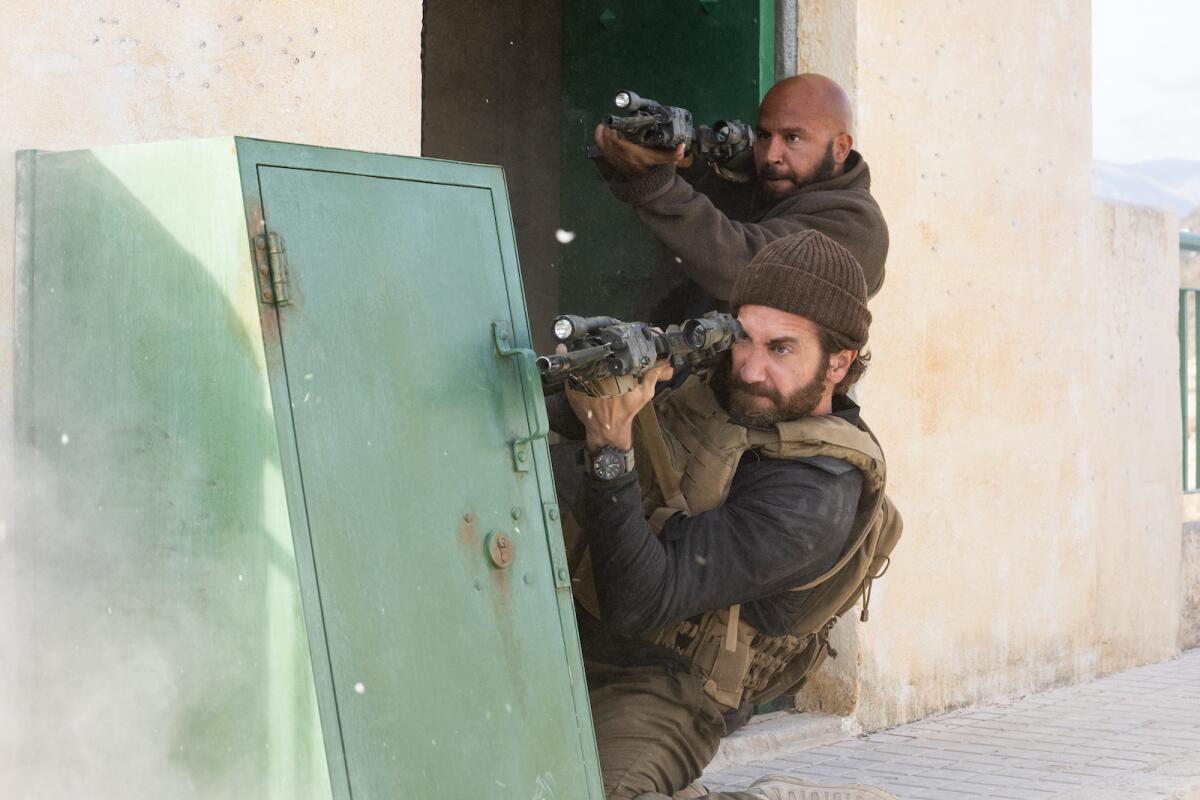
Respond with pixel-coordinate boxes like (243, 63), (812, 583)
(1, 152), (327, 799)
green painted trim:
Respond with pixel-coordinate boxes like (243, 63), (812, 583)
(760, 0), (778, 97)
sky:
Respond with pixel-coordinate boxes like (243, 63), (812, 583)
(1092, 0), (1200, 165)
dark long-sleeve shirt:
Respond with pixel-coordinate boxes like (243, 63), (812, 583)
(551, 395), (862, 674)
(547, 374), (865, 660)
(585, 448), (861, 640)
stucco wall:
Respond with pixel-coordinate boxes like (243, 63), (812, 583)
(1184, 523), (1200, 650)
(3, 0), (1185, 742)
(0, 0), (424, 447)
(795, 0), (858, 106)
(796, 0), (1181, 730)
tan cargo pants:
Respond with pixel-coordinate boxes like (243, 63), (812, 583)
(586, 660), (767, 800)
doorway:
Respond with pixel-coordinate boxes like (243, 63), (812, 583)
(423, 0), (779, 346)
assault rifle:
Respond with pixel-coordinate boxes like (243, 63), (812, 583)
(537, 311), (743, 395)
(599, 90), (756, 177)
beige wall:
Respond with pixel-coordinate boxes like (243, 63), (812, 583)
(796, 0), (858, 109)
(796, 0), (1181, 730)
(0, 0), (424, 446)
(1185, 524), (1200, 650)
(2, 0), (1185, 739)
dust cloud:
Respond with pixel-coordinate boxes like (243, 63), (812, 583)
(0, 445), (264, 799)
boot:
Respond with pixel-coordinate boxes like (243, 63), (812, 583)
(634, 774), (897, 800)
(630, 785), (708, 800)
(705, 774), (898, 799)
(674, 780), (710, 798)
(630, 787), (707, 800)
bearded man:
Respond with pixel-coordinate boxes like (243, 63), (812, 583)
(593, 73), (889, 323)
(551, 231), (900, 800)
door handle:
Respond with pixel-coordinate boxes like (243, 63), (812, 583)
(494, 322), (550, 472)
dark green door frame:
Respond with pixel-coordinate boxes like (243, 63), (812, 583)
(558, 0), (777, 322)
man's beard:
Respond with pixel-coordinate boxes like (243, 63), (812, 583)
(710, 355), (827, 428)
(757, 139), (837, 197)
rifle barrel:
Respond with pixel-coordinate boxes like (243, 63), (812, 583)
(536, 343), (612, 377)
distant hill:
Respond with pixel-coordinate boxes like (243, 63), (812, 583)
(1093, 159), (1200, 218)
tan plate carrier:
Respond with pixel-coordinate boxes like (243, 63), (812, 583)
(566, 375), (902, 710)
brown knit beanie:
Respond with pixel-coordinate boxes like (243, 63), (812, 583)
(730, 230), (871, 348)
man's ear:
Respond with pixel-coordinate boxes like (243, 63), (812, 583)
(826, 349), (856, 385)
(832, 132), (853, 165)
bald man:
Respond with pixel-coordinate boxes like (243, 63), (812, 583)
(594, 74), (889, 322)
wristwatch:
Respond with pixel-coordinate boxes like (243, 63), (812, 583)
(585, 445), (635, 481)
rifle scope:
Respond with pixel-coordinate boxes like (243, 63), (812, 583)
(712, 119), (753, 147)
(682, 315), (743, 350)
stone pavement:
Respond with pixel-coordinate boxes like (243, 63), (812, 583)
(702, 649), (1200, 799)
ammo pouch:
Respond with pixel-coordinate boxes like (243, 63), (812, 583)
(647, 613), (841, 711)
(647, 608), (757, 709)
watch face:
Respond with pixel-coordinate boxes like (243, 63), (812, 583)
(592, 450), (625, 481)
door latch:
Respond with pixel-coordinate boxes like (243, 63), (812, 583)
(493, 322), (550, 472)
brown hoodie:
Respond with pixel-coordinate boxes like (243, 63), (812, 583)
(604, 150), (889, 304)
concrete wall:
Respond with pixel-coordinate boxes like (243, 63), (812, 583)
(1178, 213), (1199, 646)
(795, 0), (1181, 730)
(796, 0), (858, 106)
(0, 0), (424, 447)
(1184, 523), (1200, 650)
(2, 0), (1185, 739)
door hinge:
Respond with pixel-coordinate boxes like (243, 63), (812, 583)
(254, 232), (292, 306)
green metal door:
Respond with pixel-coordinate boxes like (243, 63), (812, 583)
(237, 141), (602, 799)
(560, 0), (775, 319)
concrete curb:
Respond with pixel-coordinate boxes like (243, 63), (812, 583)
(703, 650), (1200, 799)
(707, 712), (862, 773)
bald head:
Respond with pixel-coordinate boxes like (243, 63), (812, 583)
(753, 74), (855, 197)
(761, 74), (853, 134)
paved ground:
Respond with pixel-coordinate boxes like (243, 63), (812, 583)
(702, 649), (1200, 799)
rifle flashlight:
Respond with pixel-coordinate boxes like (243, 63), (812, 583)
(553, 317), (576, 341)
(551, 314), (621, 342)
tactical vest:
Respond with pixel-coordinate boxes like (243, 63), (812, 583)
(566, 374), (902, 711)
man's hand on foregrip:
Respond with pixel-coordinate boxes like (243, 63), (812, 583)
(593, 124), (686, 176)
(565, 361), (673, 450)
